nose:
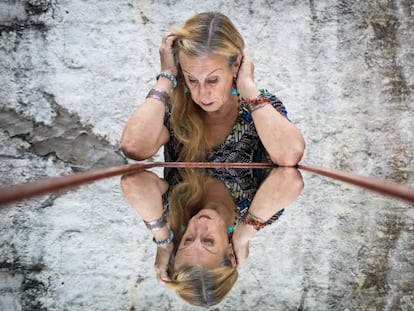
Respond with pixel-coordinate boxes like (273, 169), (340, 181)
(196, 84), (209, 103)
(196, 217), (209, 226)
(193, 217), (211, 233)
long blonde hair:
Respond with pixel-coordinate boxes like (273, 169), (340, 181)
(171, 12), (245, 161)
(164, 12), (243, 306)
(165, 262), (238, 307)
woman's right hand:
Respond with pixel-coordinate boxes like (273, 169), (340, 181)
(159, 32), (178, 77)
(154, 242), (174, 284)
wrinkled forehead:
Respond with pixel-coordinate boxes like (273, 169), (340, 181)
(179, 52), (234, 75)
(174, 248), (223, 270)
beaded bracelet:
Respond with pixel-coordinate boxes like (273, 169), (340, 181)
(146, 88), (170, 105)
(245, 94), (272, 113)
(242, 211), (267, 231)
(143, 214), (167, 231)
(248, 102), (269, 113)
(156, 71), (177, 88)
(153, 229), (174, 247)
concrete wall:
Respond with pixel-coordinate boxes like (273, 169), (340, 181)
(0, 0), (413, 310)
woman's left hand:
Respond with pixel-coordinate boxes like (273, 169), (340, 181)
(236, 54), (260, 99)
(154, 242), (174, 284)
(231, 223), (257, 266)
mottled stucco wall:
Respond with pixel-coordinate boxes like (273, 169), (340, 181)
(0, 1), (413, 310)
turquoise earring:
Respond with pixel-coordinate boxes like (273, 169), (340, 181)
(231, 77), (238, 95)
(227, 226), (234, 242)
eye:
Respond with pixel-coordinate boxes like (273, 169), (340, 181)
(188, 78), (197, 85)
(184, 237), (194, 245)
(207, 79), (218, 85)
(202, 238), (214, 246)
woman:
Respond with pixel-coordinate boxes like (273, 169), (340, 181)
(121, 11), (305, 165)
(121, 166), (303, 307)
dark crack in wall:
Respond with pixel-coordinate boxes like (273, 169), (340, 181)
(0, 96), (126, 171)
(1, 0), (126, 172)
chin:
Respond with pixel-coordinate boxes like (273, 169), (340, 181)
(200, 106), (218, 113)
(197, 207), (220, 216)
(196, 101), (219, 111)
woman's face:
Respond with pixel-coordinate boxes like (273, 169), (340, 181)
(174, 208), (233, 269)
(179, 53), (238, 112)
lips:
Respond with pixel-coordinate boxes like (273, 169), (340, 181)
(201, 102), (214, 107)
(198, 214), (211, 220)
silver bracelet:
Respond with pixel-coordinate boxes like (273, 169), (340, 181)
(146, 88), (170, 105)
(143, 214), (167, 231)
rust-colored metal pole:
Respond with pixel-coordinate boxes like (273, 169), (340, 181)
(297, 164), (414, 203)
(0, 162), (413, 208)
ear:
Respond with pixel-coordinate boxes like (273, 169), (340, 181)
(232, 54), (243, 75)
(227, 243), (237, 268)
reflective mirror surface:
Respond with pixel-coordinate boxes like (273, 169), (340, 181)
(0, 167), (412, 310)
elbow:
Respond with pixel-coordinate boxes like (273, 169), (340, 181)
(120, 139), (140, 160)
(121, 138), (156, 161)
(271, 140), (305, 167)
(273, 151), (303, 167)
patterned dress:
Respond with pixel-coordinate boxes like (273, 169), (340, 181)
(162, 90), (288, 224)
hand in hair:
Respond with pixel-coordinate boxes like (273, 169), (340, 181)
(231, 223), (257, 266)
(236, 53), (260, 100)
(159, 32), (178, 77)
(154, 242), (174, 284)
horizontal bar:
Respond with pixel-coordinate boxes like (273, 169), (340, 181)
(1, 161), (413, 208)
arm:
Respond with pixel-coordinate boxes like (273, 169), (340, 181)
(232, 167), (304, 265)
(237, 55), (305, 166)
(120, 170), (173, 283)
(121, 32), (178, 160)
(248, 167), (304, 220)
(121, 81), (171, 160)
(120, 170), (169, 243)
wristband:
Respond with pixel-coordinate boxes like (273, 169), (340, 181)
(143, 213), (168, 231)
(146, 88), (170, 105)
(242, 211), (267, 231)
(245, 94), (272, 113)
(153, 229), (174, 247)
(156, 72), (177, 88)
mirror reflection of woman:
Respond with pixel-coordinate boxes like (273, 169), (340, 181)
(121, 167), (303, 307)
